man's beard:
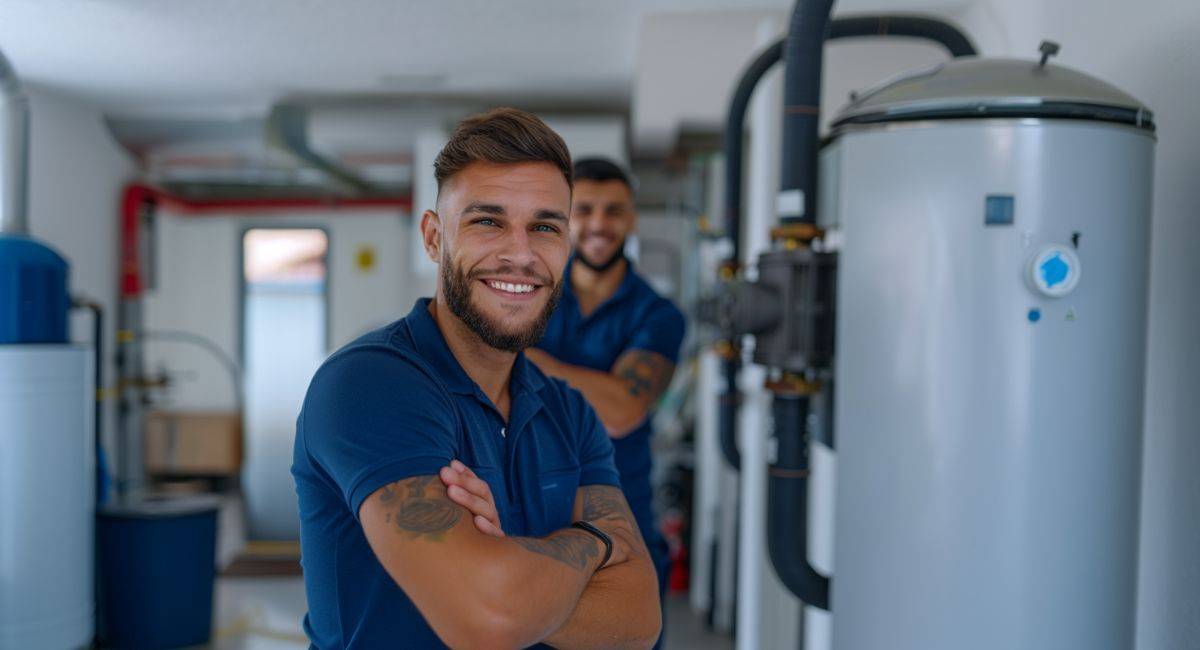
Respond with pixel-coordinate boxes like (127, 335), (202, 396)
(575, 236), (626, 273)
(441, 249), (562, 353)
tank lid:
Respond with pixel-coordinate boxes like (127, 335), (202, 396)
(831, 53), (1154, 131)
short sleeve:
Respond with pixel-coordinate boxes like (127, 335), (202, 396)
(571, 390), (622, 488)
(298, 346), (457, 519)
(623, 299), (686, 364)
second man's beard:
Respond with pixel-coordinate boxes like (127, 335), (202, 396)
(575, 237), (626, 273)
(441, 249), (562, 353)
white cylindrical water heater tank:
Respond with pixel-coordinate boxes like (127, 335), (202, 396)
(825, 58), (1154, 650)
(0, 346), (94, 649)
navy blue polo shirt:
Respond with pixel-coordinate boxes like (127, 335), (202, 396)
(537, 257), (686, 560)
(292, 298), (621, 649)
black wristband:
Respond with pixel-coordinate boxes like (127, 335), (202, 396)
(571, 521), (613, 569)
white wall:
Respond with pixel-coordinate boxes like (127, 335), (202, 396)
(634, 10), (784, 154)
(143, 208), (418, 410)
(631, 3), (967, 155)
(24, 84), (135, 470)
(143, 208), (420, 539)
(542, 115), (628, 166)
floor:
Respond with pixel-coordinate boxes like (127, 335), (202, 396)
(208, 576), (731, 650)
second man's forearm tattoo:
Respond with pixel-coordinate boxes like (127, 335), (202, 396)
(377, 475), (461, 541)
(614, 351), (672, 400)
(513, 530), (601, 571)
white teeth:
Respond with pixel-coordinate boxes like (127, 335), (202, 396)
(487, 280), (535, 294)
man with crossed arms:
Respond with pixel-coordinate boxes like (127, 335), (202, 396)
(293, 108), (660, 649)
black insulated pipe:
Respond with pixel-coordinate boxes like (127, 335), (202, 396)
(719, 40), (783, 472)
(829, 15), (977, 57)
(723, 14), (975, 252)
(724, 40), (785, 262)
(768, 393), (829, 610)
(778, 0), (835, 225)
(718, 373), (741, 469)
(717, 13), (974, 470)
(72, 297), (107, 503)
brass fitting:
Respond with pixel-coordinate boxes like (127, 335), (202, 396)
(765, 373), (822, 396)
(770, 222), (824, 247)
(718, 261), (740, 280)
(714, 340), (739, 360)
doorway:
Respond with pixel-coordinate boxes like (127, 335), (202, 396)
(241, 227), (329, 540)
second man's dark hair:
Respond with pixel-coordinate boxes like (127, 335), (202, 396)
(573, 157), (634, 192)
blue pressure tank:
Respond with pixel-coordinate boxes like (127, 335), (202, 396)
(0, 233), (69, 344)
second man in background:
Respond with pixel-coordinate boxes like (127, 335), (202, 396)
(527, 158), (686, 641)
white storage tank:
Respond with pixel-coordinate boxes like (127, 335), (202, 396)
(826, 57), (1154, 649)
(0, 346), (94, 649)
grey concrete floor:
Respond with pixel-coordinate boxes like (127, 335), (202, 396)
(207, 576), (731, 649)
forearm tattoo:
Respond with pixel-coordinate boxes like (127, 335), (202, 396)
(581, 485), (649, 560)
(581, 485), (635, 525)
(613, 351), (674, 400)
(512, 530), (601, 572)
(376, 475), (461, 541)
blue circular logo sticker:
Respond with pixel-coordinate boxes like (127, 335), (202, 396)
(1028, 245), (1081, 298)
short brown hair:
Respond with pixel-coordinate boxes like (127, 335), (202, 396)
(434, 107), (573, 191)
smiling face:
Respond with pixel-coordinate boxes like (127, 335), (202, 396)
(570, 179), (636, 272)
(422, 160), (572, 352)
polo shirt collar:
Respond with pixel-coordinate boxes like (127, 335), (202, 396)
(404, 298), (545, 398)
(564, 254), (639, 318)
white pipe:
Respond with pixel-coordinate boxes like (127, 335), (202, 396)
(806, 439), (836, 650)
(691, 349), (722, 613)
(713, 466), (740, 631)
(0, 48), (30, 235)
(735, 17), (785, 650)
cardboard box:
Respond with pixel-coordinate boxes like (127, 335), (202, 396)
(144, 411), (243, 476)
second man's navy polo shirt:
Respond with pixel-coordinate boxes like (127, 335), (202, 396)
(537, 257), (687, 574)
(292, 298), (621, 649)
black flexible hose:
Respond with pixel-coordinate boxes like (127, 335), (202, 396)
(829, 15), (976, 57)
(724, 40), (785, 262)
(779, 0), (836, 225)
(767, 394), (829, 609)
(716, 14), (974, 471)
(723, 14), (975, 252)
(72, 297), (108, 504)
(718, 39), (784, 472)
(718, 369), (742, 469)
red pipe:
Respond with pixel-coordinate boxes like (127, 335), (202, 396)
(119, 182), (411, 298)
(138, 184), (411, 214)
(120, 185), (154, 298)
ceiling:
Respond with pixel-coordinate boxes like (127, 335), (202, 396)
(0, 0), (974, 194)
(0, 0), (797, 119)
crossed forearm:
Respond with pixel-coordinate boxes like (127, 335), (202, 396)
(426, 481), (660, 648)
(543, 486), (662, 649)
(481, 528), (612, 642)
(364, 477), (606, 648)
(542, 553), (661, 649)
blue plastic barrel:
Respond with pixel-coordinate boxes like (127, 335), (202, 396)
(0, 234), (69, 344)
(96, 497), (220, 649)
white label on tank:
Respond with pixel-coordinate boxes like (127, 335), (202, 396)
(776, 190), (805, 218)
